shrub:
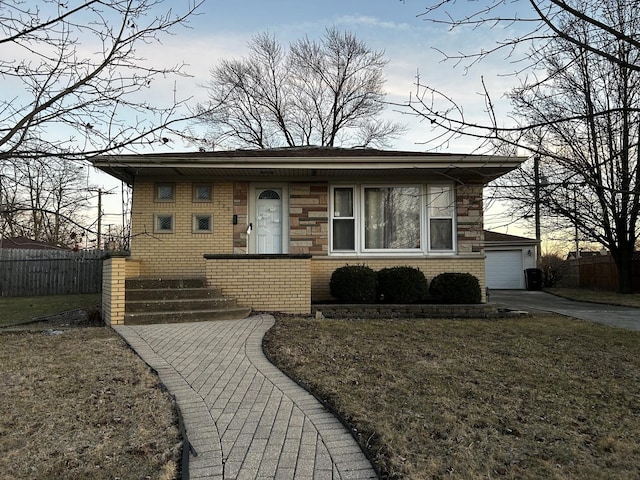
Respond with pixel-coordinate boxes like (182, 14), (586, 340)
(377, 266), (429, 303)
(330, 265), (378, 303)
(540, 253), (564, 288)
(429, 272), (482, 304)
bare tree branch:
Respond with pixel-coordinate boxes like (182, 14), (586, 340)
(195, 27), (404, 149)
(0, 0), (204, 163)
(408, 0), (640, 292)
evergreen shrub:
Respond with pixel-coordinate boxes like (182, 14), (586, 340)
(329, 265), (378, 303)
(429, 272), (482, 304)
(377, 266), (429, 303)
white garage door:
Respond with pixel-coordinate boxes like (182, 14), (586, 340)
(486, 250), (524, 289)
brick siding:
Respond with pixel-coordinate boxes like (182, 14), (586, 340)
(205, 255), (311, 314)
(310, 257), (486, 302)
(129, 179), (234, 276)
(124, 179), (487, 312)
(102, 255), (127, 325)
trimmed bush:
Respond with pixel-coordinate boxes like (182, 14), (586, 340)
(330, 265), (378, 303)
(429, 272), (482, 304)
(377, 266), (429, 303)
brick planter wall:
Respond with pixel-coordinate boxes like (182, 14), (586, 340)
(204, 254), (312, 314)
(310, 257), (486, 303)
(313, 302), (497, 319)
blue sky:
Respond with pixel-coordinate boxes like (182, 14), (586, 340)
(133, 0), (518, 152)
(94, 0), (525, 233)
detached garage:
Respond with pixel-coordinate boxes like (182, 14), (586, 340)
(484, 231), (538, 289)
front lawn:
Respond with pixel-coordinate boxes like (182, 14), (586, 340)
(263, 315), (640, 479)
(0, 294), (180, 479)
(0, 328), (181, 479)
(0, 293), (101, 326)
(547, 288), (640, 308)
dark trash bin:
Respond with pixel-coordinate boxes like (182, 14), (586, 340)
(524, 268), (543, 290)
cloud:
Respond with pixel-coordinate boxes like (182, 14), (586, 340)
(333, 15), (417, 32)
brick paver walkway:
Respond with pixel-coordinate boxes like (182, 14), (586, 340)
(114, 315), (378, 480)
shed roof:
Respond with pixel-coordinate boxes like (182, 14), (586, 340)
(484, 230), (538, 245)
(0, 236), (70, 250)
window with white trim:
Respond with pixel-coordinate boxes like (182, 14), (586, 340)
(332, 187), (355, 250)
(364, 186), (421, 250)
(427, 185), (454, 251)
(330, 184), (455, 254)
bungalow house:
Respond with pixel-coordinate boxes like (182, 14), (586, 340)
(92, 147), (525, 324)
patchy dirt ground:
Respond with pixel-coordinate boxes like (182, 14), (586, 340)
(0, 321), (182, 480)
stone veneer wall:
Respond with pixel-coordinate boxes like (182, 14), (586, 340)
(456, 183), (484, 255)
(129, 179), (234, 277)
(310, 257), (486, 303)
(289, 183), (329, 255)
(204, 255), (311, 314)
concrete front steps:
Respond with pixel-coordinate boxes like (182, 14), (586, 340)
(124, 277), (251, 325)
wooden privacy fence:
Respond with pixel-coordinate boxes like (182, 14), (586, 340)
(560, 255), (640, 292)
(0, 249), (104, 297)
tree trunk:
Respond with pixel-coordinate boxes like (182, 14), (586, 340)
(612, 245), (636, 294)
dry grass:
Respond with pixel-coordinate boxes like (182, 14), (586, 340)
(547, 288), (640, 308)
(0, 294), (101, 326)
(0, 327), (181, 480)
(263, 315), (640, 479)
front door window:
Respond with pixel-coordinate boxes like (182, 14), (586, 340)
(256, 189), (282, 254)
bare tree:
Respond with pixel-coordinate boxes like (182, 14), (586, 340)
(403, 0), (640, 293)
(197, 28), (404, 150)
(0, 0), (203, 163)
(0, 157), (91, 245)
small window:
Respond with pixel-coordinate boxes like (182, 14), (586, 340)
(332, 187), (355, 251)
(154, 214), (174, 233)
(428, 185), (454, 251)
(193, 184), (212, 201)
(258, 189), (281, 200)
(193, 214), (212, 233)
(156, 184), (174, 201)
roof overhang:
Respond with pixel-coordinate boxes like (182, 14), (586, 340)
(90, 148), (526, 185)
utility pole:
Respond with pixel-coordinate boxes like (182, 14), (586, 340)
(533, 155), (542, 266)
(97, 188), (102, 250)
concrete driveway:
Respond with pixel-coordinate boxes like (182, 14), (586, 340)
(490, 290), (640, 331)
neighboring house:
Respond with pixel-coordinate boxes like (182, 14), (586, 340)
(484, 230), (538, 289)
(0, 236), (71, 250)
(565, 250), (603, 260)
(92, 147), (525, 324)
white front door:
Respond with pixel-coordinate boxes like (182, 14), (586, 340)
(256, 188), (282, 254)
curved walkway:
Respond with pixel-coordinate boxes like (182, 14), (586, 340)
(114, 315), (377, 480)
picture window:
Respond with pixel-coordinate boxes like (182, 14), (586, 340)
(330, 184), (455, 254)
